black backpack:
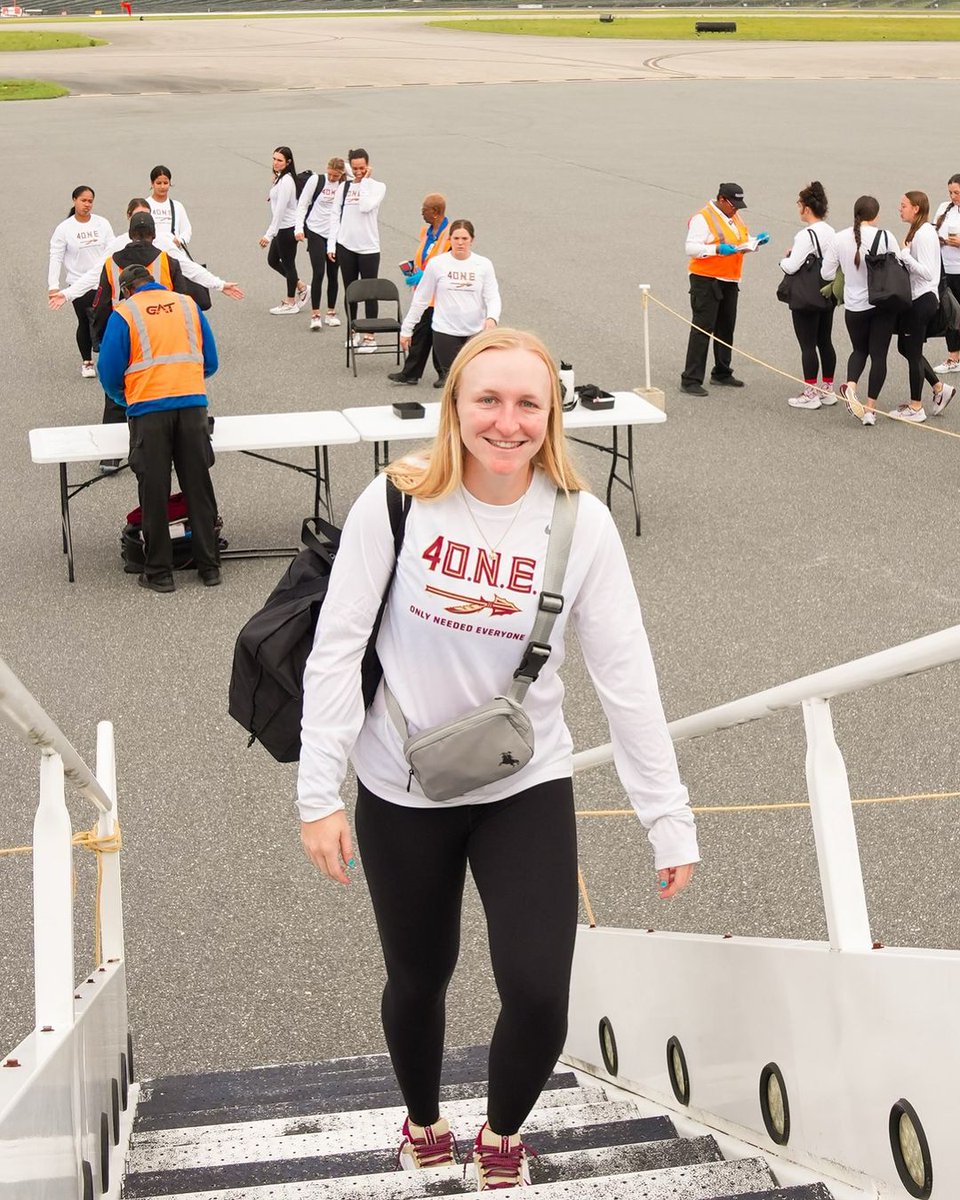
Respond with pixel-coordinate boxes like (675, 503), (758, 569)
(228, 482), (409, 763)
(294, 168), (316, 199)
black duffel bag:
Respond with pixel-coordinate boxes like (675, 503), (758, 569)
(865, 229), (911, 314)
(776, 228), (830, 312)
(928, 275), (960, 339)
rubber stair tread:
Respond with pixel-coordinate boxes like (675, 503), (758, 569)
(121, 1117), (678, 1197)
(125, 1100), (646, 1174)
(714, 1186), (836, 1200)
(482, 1157), (778, 1198)
(121, 1135), (726, 1200)
(135, 1072), (580, 1131)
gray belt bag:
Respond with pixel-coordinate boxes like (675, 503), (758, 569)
(384, 489), (579, 802)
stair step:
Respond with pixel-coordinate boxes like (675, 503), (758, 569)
(128, 1094), (633, 1166)
(137, 1046), (500, 1123)
(716, 1187), (835, 1200)
(123, 1117), (676, 1198)
(136, 1072), (579, 1132)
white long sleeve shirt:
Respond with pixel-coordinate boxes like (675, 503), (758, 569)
(48, 214), (114, 289)
(294, 173), (342, 239)
(934, 200), (960, 274)
(401, 252), (502, 338)
(328, 176), (386, 254)
(263, 174), (298, 241)
(685, 202), (748, 259)
(821, 224), (901, 313)
(59, 231), (226, 301)
(779, 220), (835, 275)
(899, 222), (940, 301)
(148, 197), (192, 246)
(297, 470), (700, 870)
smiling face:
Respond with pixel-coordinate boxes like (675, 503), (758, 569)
(73, 189), (94, 218)
(151, 174), (170, 201)
(456, 347), (551, 500)
(350, 157), (369, 181)
(450, 228), (473, 260)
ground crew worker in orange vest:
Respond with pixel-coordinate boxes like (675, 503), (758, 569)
(388, 193), (451, 388)
(680, 183), (769, 396)
(97, 263), (221, 594)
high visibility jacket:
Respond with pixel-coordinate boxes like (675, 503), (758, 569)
(414, 219), (451, 306)
(689, 205), (749, 281)
(115, 288), (205, 412)
(105, 250), (174, 304)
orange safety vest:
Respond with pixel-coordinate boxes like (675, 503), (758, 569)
(116, 288), (205, 411)
(106, 251), (175, 304)
(688, 204), (749, 281)
(414, 220), (451, 306)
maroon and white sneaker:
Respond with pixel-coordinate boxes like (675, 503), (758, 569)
(467, 1122), (536, 1190)
(931, 383), (956, 416)
(397, 1116), (458, 1170)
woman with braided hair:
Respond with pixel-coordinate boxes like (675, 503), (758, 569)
(932, 174), (960, 374)
(892, 191), (955, 423)
(821, 196), (900, 427)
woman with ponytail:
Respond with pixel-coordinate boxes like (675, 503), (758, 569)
(820, 196), (900, 426)
(47, 186), (114, 378)
(932, 174), (960, 373)
(780, 181), (837, 409)
(892, 191), (954, 422)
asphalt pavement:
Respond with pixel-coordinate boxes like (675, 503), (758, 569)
(1, 16), (959, 1076)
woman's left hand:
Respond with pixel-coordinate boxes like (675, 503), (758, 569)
(258, 236), (269, 248)
(656, 863), (695, 898)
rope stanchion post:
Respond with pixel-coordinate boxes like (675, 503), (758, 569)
(634, 284), (665, 413)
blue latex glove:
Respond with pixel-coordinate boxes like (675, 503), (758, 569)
(716, 243), (737, 256)
(755, 232), (770, 246)
(404, 269), (423, 287)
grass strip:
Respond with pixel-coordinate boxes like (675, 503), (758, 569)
(0, 78), (68, 100)
(0, 31), (105, 49)
(432, 14), (960, 41)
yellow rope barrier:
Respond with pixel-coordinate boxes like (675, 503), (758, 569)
(0, 821), (121, 965)
(646, 289), (960, 440)
(577, 866), (597, 929)
(575, 789), (960, 818)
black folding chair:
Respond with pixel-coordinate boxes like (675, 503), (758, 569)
(344, 278), (403, 377)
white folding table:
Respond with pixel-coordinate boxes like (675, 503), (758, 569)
(29, 411), (359, 582)
(343, 391), (665, 535)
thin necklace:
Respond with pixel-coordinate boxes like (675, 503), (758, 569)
(459, 484), (528, 554)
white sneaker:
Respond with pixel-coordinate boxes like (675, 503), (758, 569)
(357, 339), (377, 354)
(889, 404), (926, 423)
(931, 383), (956, 415)
(80, 362), (96, 378)
(270, 303), (299, 315)
(295, 282), (308, 306)
(345, 333), (362, 349)
(309, 315), (323, 332)
(787, 386), (822, 410)
(934, 359), (960, 373)
(862, 409), (877, 427)
(324, 313), (341, 327)
(818, 384), (838, 406)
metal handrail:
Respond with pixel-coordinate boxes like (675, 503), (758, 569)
(0, 657), (110, 812)
(573, 623), (960, 773)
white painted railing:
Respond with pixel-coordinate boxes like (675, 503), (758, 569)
(567, 624), (960, 1198)
(0, 656), (132, 1200)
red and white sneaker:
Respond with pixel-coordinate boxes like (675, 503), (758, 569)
(467, 1122), (536, 1190)
(397, 1116), (458, 1170)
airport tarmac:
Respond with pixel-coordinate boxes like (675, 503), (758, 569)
(1, 15), (959, 1076)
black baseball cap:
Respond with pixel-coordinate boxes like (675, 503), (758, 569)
(718, 183), (747, 209)
(118, 264), (153, 292)
(128, 211), (156, 236)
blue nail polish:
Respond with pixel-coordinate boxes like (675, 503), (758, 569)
(347, 858), (356, 869)
(658, 879), (668, 889)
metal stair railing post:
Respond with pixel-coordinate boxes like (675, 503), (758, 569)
(96, 720), (124, 963)
(34, 751), (75, 1036)
(802, 697), (871, 952)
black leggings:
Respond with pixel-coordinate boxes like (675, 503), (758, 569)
(945, 274), (960, 355)
(897, 291), (939, 401)
(338, 245), (380, 320)
(791, 307), (836, 384)
(267, 226), (299, 298)
(355, 777), (578, 1136)
(72, 290), (97, 361)
(432, 330), (473, 379)
(844, 307), (898, 399)
(305, 230), (339, 311)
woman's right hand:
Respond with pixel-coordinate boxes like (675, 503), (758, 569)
(300, 811), (355, 886)
(259, 236), (270, 248)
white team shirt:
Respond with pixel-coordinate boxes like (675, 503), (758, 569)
(297, 470), (700, 870)
(821, 225), (901, 313)
(148, 197), (192, 246)
(934, 200), (960, 274)
(900, 222), (940, 302)
(263, 174), (298, 240)
(779, 221), (835, 275)
(401, 252), (502, 338)
(328, 176), (387, 254)
(295, 173), (342, 239)
(48, 214), (115, 289)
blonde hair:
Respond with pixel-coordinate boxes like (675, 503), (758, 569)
(327, 157), (345, 173)
(385, 327), (588, 501)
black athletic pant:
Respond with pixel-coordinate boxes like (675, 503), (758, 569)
(72, 289), (98, 361)
(432, 330), (471, 380)
(305, 230), (339, 311)
(338, 245), (380, 320)
(127, 406), (219, 578)
(681, 275), (739, 387)
(897, 291), (940, 401)
(400, 307), (441, 382)
(844, 307), (898, 399)
(946, 274), (960, 355)
(267, 226), (299, 299)
(355, 777), (578, 1136)
(791, 307), (837, 383)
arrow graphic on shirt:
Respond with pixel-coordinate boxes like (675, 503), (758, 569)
(425, 586), (522, 617)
